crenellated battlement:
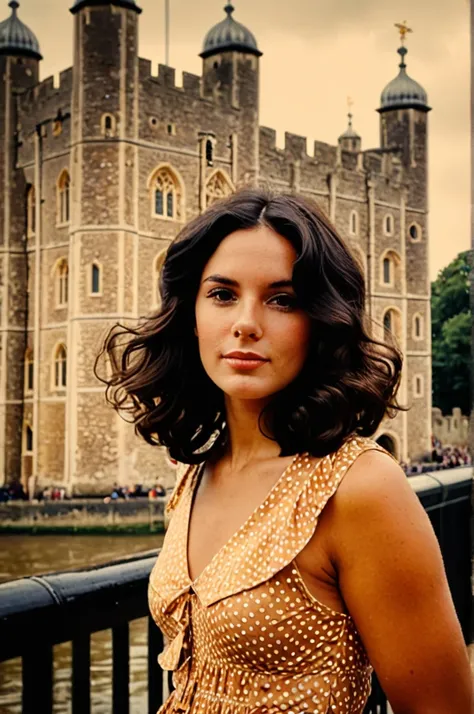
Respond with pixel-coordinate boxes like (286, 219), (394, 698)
(14, 68), (73, 156)
(284, 132), (307, 158)
(260, 127), (338, 166)
(157, 64), (176, 87)
(34, 75), (55, 98)
(363, 149), (384, 175)
(259, 126), (278, 151)
(138, 57), (152, 79)
(138, 57), (203, 102)
(18, 67), (73, 115)
(312, 141), (337, 166)
(59, 67), (73, 92)
(182, 72), (201, 97)
(259, 126), (404, 187)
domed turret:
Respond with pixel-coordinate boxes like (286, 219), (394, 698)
(338, 111), (361, 152)
(379, 44), (429, 113)
(378, 24), (430, 204)
(200, 2), (261, 59)
(0, 1), (42, 60)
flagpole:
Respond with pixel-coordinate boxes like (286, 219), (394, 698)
(165, 0), (170, 66)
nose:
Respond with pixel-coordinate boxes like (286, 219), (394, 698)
(231, 300), (263, 341)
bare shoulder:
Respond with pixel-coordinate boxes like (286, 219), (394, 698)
(328, 447), (422, 538)
(325, 447), (472, 714)
(328, 446), (437, 576)
(335, 446), (414, 506)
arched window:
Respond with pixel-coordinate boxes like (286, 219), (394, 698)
(24, 349), (34, 392)
(91, 262), (101, 295)
(25, 349), (34, 392)
(205, 170), (234, 207)
(27, 185), (35, 236)
(55, 259), (68, 307)
(383, 307), (401, 345)
(54, 344), (67, 389)
(380, 250), (400, 288)
(383, 213), (394, 236)
(101, 113), (116, 138)
(413, 374), (423, 397)
(413, 313), (423, 340)
(151, 166), (183, 221)
(206, 139), (214, 167)
(25, 424), (33, 453)
(349, 210), (358, 236)
(57, 170), (70, 224)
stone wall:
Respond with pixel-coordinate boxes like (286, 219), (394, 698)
(432, 407), (469, 447)
(0, 497), (166, 528)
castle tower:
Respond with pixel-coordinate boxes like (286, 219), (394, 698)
(377, 24), (430, 208)
(66, 0), (142, 493)
(338, 108), (361, 154)
(200, 2), (262, 185)
(0, 1), (42, 486)
(375, 24), (431, 461)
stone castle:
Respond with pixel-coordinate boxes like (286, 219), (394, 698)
(432, 408), (469, 449)
(0, 0), (431, 493)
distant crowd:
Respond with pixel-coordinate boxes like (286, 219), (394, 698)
(102, 482), (167, 503)
(400, 436), (471, 476)
(0, 438), (471, 502)
(0, 481), (169, 503)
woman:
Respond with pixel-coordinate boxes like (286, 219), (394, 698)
(98, 189), (471, 713)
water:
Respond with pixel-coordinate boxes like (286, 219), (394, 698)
(0, 534), (164, 714)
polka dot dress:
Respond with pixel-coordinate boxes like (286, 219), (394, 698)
(148, 436), (389, 714)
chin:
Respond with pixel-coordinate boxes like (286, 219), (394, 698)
(218, 376), (283, 402)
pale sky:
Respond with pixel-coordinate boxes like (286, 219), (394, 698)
(9, 0), (470, 280)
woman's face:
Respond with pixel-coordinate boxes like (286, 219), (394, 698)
(194, 225), (311, 404)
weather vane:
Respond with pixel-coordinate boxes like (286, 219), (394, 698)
(346, 97), (354, 125)
(395, 21), (413, 44)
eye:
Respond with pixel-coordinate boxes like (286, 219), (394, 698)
(207, 288), (235, 304)
(268, 293), (298, 310)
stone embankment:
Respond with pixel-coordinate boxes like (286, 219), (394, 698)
(0, 498), (167, 534)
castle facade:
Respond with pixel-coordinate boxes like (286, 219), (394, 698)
(0, 0), (431, 493)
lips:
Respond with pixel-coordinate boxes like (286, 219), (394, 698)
(222, 351), (269, 371)
(223, 351), (268, 361)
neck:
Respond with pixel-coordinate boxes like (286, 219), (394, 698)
(220, 396), (281, 471)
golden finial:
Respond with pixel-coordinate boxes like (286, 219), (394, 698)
(395, 21), (413, 44)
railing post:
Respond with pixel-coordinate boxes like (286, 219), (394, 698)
(22, 646), (53, 714)
(112, 623), (130, 714)
(72, 632), (91, 714)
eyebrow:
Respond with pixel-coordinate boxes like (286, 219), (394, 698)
(202, 274), (294, 289)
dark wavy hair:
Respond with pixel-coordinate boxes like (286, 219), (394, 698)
(95, 188), (403, 463)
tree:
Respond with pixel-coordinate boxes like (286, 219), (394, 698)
(431, 250), (472, 415)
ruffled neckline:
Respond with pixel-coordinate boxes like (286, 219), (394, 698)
(184, 451), (306, 585)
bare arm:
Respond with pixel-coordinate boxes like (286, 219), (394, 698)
(330, 450), (472, 714)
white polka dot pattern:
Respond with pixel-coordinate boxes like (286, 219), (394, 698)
(148, 436), (390, 714)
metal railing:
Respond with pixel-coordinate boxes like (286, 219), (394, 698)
(0, 467), (471, 714)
